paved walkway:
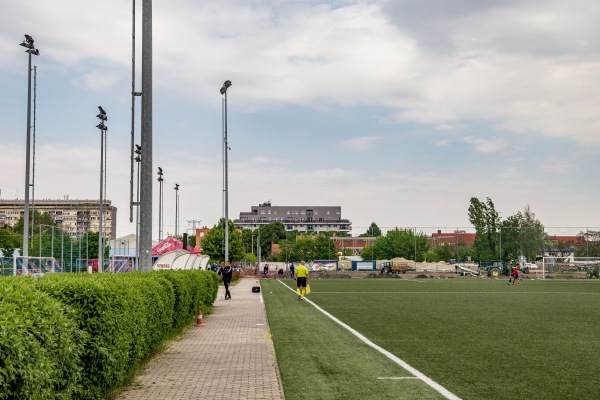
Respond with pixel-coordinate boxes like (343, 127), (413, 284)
(116, 278), (284, 400)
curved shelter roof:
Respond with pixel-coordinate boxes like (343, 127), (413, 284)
(153, 250), (209, 271)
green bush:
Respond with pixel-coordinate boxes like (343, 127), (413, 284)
(158, 271), (195, 329)
(37, 274), (141, 398)
(0, 277), (86, 399)
(1, 270), (218, 399)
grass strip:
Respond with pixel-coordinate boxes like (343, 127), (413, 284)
(262, 279), (446, 400)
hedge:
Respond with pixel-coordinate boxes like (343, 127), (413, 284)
(0, 278), (86, 399)
(0, 270), (218, 399)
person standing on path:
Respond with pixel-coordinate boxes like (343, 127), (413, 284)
(290, 263), (295, 279)
(222, 262), (233, 299)
(294, 261), (310, 300)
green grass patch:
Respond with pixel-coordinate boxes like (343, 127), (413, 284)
(262, 279), (445, 400)
(263, 278), (600, 400)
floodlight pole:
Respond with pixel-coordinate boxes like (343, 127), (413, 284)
(20, 34), (39, 258)
(220, 80), (232, 263)
(96, 107), (107, 273)
(157, 167), (163, 240)
(134, 144), (141, 270)
(174, 184), (179, 238)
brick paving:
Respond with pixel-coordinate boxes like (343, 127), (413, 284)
(115, 278), (284, 400)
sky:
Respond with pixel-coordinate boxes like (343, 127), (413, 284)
(1, 0), (599, 239)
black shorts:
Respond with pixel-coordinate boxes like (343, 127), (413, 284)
(296, 277), (307, 288)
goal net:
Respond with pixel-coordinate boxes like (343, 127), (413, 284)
(12, 256), (63, 276)
(541, 256), (600, 278)
(108, 255), (134, 273)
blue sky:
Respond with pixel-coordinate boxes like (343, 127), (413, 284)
(1, 0), (599, 238)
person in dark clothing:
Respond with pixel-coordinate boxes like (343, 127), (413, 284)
(290, 263), (295, 279)
(222, 262), (233, 299)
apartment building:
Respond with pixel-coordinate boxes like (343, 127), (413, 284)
(234, 201), (352, 233)
(0, 199), (117, 239)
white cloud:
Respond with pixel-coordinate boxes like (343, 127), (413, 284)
(2, 0), (599, 236)
(460, 136), (508, 153)
(340, 136), (385, 151)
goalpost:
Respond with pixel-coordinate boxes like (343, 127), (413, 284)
(541, 256), (600, 279)
(12, 256), (63, 276)
(108, 255), (134, 273)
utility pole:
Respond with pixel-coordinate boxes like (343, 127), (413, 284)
(139, 0), (153, 271)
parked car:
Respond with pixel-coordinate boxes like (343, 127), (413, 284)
(523, 263), (538, 273)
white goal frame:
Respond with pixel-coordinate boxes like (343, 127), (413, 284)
(12, 256), (62, 276)
(541, 256), (600, 279)
(108, 255), (134, 273)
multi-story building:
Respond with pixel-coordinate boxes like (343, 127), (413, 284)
(331, 236), (375, 256)
(0, 199), (117, 239)
(430, 230), (476, 248)
(234, 201), (351, 233)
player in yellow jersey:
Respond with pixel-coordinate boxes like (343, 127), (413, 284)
(294, 260), (310, 300)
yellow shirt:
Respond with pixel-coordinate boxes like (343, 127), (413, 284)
(296, 264), (309, 278)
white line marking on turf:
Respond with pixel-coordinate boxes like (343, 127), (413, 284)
(277, 280), (461, 400)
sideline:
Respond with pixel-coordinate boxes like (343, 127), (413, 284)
(276, 279), (461, 400)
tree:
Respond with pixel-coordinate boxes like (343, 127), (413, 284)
(518, 205), (547, 262)
(0, 229), (22, 257)
(468, 197), (500, 261)
(258, 222), (286, 257)
(361, 244), (375, 260)
(363, 228), (429, 261)
(499, 215), (520, 261)
(79, 231), (100, 259)
(575, 230), (600, 257)
(498, 206), (547, 262)
(274, 233), (336, 262)
(360, 222), (381, 237)
(0, 228), (19, 257)
(240, 222), (287, 260)
(12, 210), (56, 234)
(201, 219), (244, 263)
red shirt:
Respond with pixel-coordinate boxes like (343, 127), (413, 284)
(512, 266), (519, 275)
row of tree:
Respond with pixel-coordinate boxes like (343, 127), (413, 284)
(3, 199), (599, 266)
(0, 210), (107, 264)
(199, 197), (600, 264)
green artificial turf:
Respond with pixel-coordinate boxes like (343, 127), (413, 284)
(262, 278), (600, 400)
(262, 279), (446, 400)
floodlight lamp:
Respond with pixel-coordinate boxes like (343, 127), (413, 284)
(135, 155), (141, 162)
(29, 49), (40, 56)
(220, 80), (232, 94)
(19, 41), (31, 48)
(24, 34), (34, 44)
(134, 144), (141, 154)
(96, 113), (107, 121)
(175, 184), (179, 190)
(96, 123), (104, 129)
(98, 106), (106, 115)
(158, 167), (163, 175)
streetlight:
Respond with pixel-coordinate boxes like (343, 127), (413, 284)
(19, 34), (40, 258)
(174, 183), (179, 238)
(157, 167), (163, 241)
(220, 79), (232, 263)
(96, 106), (107, 272)
(134, 144), (141, 270)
